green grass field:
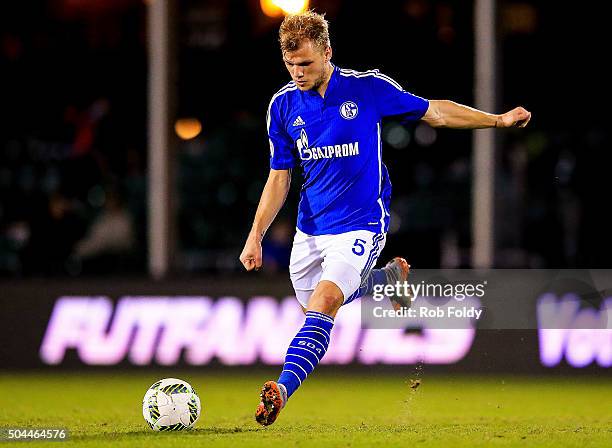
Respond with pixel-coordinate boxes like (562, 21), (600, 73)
(0, 370), (610, 447)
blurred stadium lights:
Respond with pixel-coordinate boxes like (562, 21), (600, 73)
(175, 118), (202, 140)
(415, 123), (437, 146)
(382, 122), (411, 149)
(260, 0), (309, 18)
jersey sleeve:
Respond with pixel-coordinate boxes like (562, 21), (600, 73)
(267, 98), (297, 170)
(369, 72), (429, 122)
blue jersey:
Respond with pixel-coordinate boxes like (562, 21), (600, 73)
(267, 65), (429, 236)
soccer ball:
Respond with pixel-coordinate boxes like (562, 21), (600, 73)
(142, 378), (201, 431)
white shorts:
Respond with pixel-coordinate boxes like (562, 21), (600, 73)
(289, 228), (387, 308)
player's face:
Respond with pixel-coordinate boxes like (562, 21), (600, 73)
(283, 40), (331, 92)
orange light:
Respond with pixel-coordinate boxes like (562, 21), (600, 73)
(261, 0), (309, 18)
(175, 118), (202, 140)
(260, 0), (283, 18)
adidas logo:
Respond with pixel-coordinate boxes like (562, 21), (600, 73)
(292, 116), (305, 127)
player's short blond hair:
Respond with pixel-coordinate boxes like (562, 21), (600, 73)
(279, 10), (330, 54)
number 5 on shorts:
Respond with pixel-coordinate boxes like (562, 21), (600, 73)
(352, 239), (366, 256)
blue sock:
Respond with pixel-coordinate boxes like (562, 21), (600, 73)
(278, 310), (334, 398)
(345, 268), (387, 304)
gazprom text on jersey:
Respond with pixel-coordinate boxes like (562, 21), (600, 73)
(299, 141), (359, 161)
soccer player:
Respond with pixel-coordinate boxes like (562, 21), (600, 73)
(239, 11), (531, 426)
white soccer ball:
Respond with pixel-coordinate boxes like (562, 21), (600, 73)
(142, 378), (201, 431)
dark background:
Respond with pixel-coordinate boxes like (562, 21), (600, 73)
(0, 1), (610, 375)
(0, 0), (610, 276)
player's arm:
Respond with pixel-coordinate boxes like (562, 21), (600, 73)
(239, 168), (292, 271)
(421, 100), (531, 129)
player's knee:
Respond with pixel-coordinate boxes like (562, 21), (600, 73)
(308, 289), (343, 316)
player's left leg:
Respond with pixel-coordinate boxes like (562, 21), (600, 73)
(347, 257), (412, 310)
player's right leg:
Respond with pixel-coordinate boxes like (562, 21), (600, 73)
(254, 230), (406, 426)
(255, 229), (325, 426)
(264, 233), (384, 424)
(255, 280), (341, 426)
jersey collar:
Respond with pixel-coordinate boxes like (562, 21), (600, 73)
(303, 63), (339, 100)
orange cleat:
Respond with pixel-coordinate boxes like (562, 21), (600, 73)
(255, 381), (286, 426)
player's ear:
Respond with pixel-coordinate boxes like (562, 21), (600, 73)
(324, 46), (332, 63)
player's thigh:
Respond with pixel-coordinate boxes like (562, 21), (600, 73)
(289, 229), (324, 309)
(320, 230), (386, 302)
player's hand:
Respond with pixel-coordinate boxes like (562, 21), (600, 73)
(239, 233), (263, 272)
(497, 107), (532, 128)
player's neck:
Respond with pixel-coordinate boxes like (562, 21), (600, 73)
(316, 63), (334, 98)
